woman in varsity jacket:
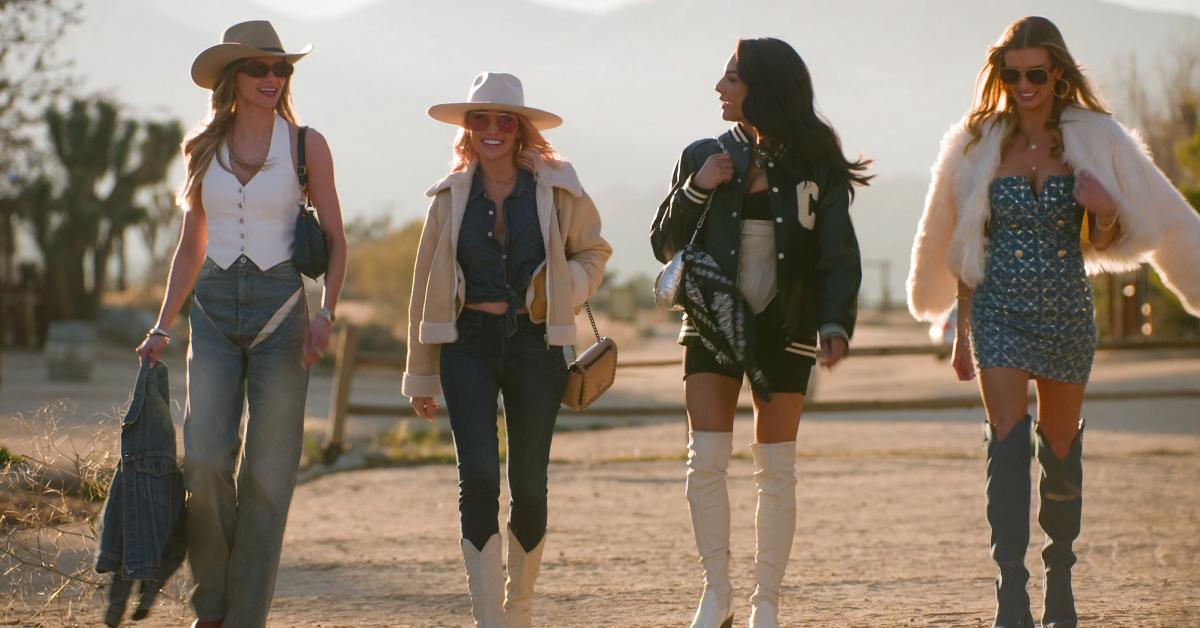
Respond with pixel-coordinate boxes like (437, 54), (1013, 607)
(650, 37), (870, 628)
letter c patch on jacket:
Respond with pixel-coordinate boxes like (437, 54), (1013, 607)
(796, 181), (819, 231)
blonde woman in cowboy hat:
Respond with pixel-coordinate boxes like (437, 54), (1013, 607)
(135, 20), (347, 628)
(404, 71), (610, 627)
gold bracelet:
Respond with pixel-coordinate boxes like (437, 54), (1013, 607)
(957, 295), (972, 301)
(1096, 213), (1118, 231)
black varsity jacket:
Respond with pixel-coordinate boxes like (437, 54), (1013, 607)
(650, 124), (862, 359)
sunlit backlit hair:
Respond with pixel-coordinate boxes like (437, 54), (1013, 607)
(451, 113), (561, 172)
(177, 59), (300, 209)
(734, 37), (872, 193)
(965, 16), (1108, 158)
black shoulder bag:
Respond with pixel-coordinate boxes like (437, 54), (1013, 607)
(293, 126), (329, 279)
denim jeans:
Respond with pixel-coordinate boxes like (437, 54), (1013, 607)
(440, 308), (567, 552)
(183, 256), (308, 627)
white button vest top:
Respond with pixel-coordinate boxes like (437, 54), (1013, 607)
(201, 113), (300, 269)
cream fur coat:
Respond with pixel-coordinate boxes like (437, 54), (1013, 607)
(907, 105), (1200, 322)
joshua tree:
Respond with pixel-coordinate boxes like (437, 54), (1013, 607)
(22, 98), (182, 320)
(0, 0), (79, 341)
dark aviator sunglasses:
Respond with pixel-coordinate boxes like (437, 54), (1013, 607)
(999, 67), (1050, 86)
(240, 60), (294, 79)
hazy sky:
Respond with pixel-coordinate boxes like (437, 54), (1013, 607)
(38, 0), (1200, 298)
(249, 0), (1200, 20)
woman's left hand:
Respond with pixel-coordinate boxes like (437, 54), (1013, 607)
(301, 316), (332, 368)
(1073, 170), (1118, 219)
(819, 336), (848, 370)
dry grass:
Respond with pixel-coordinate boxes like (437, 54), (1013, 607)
(0, 399), (190, 626)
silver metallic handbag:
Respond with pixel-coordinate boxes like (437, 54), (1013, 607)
(654, 194), (714, 310)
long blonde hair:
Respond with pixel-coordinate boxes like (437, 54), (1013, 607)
(965, 16), (1108, 158)
(177, 59), (299, 208)
(450, 113), (561, 173)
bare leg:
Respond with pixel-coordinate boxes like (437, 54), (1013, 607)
(1033, 378), (1085, 459)
(751, 392), (804, 444)
(684, 373), (741, 628)
(686, 373), (741, 433)
(978, 366), (1031, 440)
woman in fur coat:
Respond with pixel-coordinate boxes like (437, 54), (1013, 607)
(906, 16), (1200, 628)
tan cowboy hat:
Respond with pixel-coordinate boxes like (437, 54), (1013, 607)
(191, 20), (312, 89)
(428, 72), (562, 130)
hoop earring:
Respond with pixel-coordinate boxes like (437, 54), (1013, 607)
(1054, 78), (1070, 99)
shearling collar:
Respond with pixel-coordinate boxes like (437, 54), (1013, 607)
(426, 157), (584, 198)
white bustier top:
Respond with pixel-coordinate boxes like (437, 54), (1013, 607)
(201, 113), (300, 269)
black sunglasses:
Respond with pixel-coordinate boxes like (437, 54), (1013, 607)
(240, 60), (294, 79)
(999, 67), (1049, 86)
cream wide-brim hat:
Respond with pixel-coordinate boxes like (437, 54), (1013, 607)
(428, 72), (562, 130)
(191, 20), (312, 89)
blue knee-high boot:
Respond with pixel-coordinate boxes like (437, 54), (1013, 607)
(985, 416), (1034, 628)
(1036, 422), (1083, 628)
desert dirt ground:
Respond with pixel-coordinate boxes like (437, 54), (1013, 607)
(1, 319), (1197, 626)
(8, 406), (1192, 627)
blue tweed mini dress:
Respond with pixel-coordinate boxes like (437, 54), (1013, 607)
(969, 175), (1097, 384)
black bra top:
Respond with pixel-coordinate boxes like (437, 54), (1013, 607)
(741, 191), (772, 221)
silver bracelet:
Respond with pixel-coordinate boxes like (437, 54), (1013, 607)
(316, 307), (335, 323)
(147, 326), (171, 341)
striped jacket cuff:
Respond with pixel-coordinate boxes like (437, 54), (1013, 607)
(784, 340), (819, 359)
(680, 175), (712, 206)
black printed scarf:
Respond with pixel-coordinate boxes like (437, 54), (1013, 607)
(680, 246), (771, 400)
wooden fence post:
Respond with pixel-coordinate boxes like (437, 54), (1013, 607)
(323, 324), (359, 463)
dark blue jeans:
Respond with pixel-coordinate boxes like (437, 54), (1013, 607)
(440, 308), (567, 553)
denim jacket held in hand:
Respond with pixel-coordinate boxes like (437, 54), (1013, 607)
(96, 360), (186, 580)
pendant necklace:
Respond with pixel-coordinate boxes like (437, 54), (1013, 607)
(1021, 131), (1040, 173)
(752, 142), (781, 169)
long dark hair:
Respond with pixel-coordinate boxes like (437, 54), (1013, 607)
(735, 37), (872, 195)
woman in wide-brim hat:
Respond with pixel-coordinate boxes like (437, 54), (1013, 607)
(405, 71), (610, 627)
(136, 19), (347, 628)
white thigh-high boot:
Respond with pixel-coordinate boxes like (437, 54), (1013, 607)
(686, 431), (735, 628)
(503, 527), (545, 628)
(748, 442), (797, 628)
(462, 535), (506, 628)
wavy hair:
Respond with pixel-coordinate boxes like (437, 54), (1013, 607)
(451, 113), (561, 173)
(964, 16), (1109, 158)
(177, 59), (299, 209)
(734, 37), (872, 195)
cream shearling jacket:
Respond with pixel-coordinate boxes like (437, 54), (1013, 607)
(907, 105), (1200, 322)
(402, 158), (612, 398)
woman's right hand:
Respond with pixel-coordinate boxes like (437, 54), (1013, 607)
(410, 396), (440, 422)
(135, 334), (169, 366)
(693, 151), (734, 191)
(951, 332), (975, 382)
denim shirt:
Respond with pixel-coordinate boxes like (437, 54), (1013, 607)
(457, 168), (545, 323)
(96, 361), (186, 581)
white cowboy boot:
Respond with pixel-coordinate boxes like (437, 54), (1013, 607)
(687, 431), (735, 628)
(462, 534), (505, 628)
(503, 527), (545, 628)
(748, 442), (797, 628)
